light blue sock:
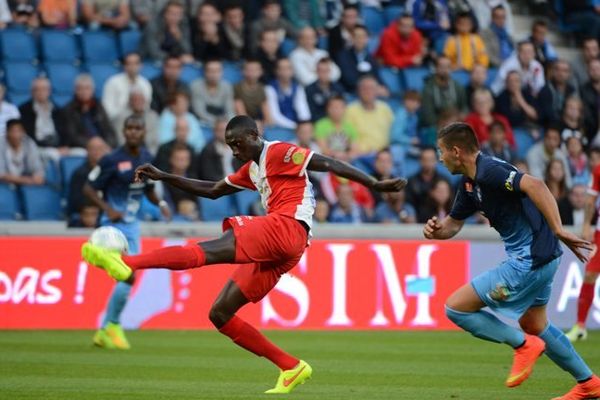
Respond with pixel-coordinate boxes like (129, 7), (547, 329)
(445, 306), (525, 348)
(539, 323), (593, 381)
(102, 281), (132, 327)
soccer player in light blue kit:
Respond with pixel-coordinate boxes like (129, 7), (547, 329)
(84, 115), (170, 349)
(425, 122), (599, 399)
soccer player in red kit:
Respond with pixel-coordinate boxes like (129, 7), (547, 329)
(81, 115), (406, 394)
(567, 162), (600, 342)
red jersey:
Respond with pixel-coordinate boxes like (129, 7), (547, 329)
(225, 141), (315, 230)
(588, 164), (600, 230)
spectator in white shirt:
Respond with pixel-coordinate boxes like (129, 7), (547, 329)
(491, 40), (545, 97)
(0, 118), (44, 186)
(0, 83), (20, 136)
(102, 52), (152, 121)
(265, 58), (311, 129)
(289, 26), (341, 86)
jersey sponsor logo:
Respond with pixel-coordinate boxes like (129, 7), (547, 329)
(118, 161), (133, 172)
(283, 146), (296, 163)
(489, 283), (511, 301)
(292, 151), (306, 165)
(505, 171), (516, 192)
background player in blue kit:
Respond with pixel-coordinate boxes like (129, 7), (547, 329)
(84, 115), (170, 349)
(424, 122), (600, 400)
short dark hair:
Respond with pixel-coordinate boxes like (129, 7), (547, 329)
(545, 122), (562, 134)
(317, 57), (331, 65)
(124, 114), (146, 128)
(243, 57), (261, 65)
(170, 142), (191, 156)
(403, 89), (421, 101)
(353, 24), (368, 34)
(326, 94), (345, 106)
(260, 28), (279, 40)
(532, 19), (547, 29)
(225, 115), (259, 136)
(122, 52), (141, 65)
(6, 118), (23, 132)
(489, 120), (505, 133)
(517, 40), (534, 50)
(437, 122), (479, 153)
(491, 5), (505, 14)
(343, 4), (359, 13)
(164, 54), (181, 64)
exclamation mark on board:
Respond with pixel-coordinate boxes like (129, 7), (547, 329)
(74, 261), (88, 304)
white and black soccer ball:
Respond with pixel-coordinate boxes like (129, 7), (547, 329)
(89, 226), (129, 253)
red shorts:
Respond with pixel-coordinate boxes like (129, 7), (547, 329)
(222, 213), (308, 303)
(587, 231), (600, 273)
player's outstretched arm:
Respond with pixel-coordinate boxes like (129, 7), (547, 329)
(135, 163), (240, 199)
(423, 216), (464, 240)
(307, 153), (407, 192)
(520, 174), (594, 262)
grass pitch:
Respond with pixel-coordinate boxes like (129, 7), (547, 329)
(1, 330), (600, 400)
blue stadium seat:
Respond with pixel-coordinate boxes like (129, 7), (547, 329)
(235, 190), (259, 215)
(378, 67), (402, 97)
(44, 160), (61, 189)
(263, 127), (296, 143)
(0, 183), (20, 220)
(86, 63), (121, 97)
(280, 38), (296, 57)
(45, 63), (81, 96)
(40, 30), (80, 63)
(199, 196), (236, 221)
(367, 36), (380, 54)
(202, 126), (214, 142)
(59, 155), (86, 195)
(140, 62), (161, 80)
(180, 64), (202, 84)
(514, 128), (536, 160)
(51, 93), (72, 107)
(402, 67), (431, 92)
(3, 62), (39, 93)
(361, 6), (386, 35)
(7, 92), (31, 106)
(119, 29), (142, 57)
(81, 31), (119, 64)
(222, 62), (242, 84)
(0, 29), (37, 62)
(451, 70), (471, 87)
(486, 67), (498, 87)
(20, 185), (62, 220)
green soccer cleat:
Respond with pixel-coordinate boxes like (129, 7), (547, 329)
(81, 242), (132, 281)
(93, 328), (116, 349)
(105, 322), (131, 350)
(566, 324), (588, 343)
(264, 360), (312, 394)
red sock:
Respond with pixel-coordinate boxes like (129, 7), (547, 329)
(577, 282), (595, 326)
(219, 315), (299, 370)
(122, 244), (206, 271)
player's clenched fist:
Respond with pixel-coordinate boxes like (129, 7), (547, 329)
(423, 216), (441, 239)
(135, 163), (166, 182)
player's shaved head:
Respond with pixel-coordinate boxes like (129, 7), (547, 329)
(225, 115), (259, 137)
(225, 115), (264, 163)
(437, 122), (479, 154)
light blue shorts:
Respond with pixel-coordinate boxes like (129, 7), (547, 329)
(471, 256), (561, 320)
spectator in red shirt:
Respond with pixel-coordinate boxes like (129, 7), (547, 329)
(464, 88), (514, 146)
(375, 13), (424, 69)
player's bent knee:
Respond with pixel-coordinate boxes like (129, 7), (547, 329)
(209, 303), (233, 328)
(519, 318), (546, 336)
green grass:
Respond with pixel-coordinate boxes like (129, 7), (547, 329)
(1, 330), (600, 400)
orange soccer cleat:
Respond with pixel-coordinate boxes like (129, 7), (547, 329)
(505, 334), (545, 388)
(552, 375), (600, 400)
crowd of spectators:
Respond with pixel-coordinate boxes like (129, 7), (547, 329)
(1, 0), (600, 228)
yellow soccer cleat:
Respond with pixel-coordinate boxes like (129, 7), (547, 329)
(265, 360), (312, 394)
(104, 322), (131, 350)
(81, 242), (133, 281)
(566, 324), (588, 343)
(93, 328), (116, 349)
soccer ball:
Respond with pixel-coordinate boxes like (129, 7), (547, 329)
(89, 226), (129, 253)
